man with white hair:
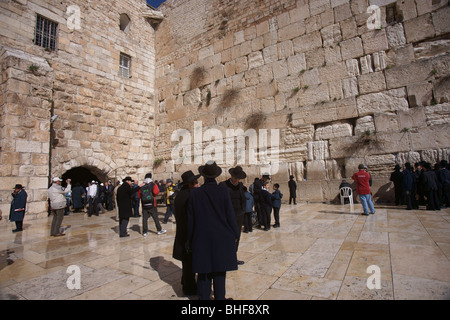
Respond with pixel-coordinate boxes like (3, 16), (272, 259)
(48, 177), (72, 236)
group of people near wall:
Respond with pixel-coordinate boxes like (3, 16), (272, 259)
(171, 161), (284, 300)
(9, 158), (448, 299)
(390, 160), (450, 211)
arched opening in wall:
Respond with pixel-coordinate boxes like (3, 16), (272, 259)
(61, 166), (108, 188)
(119, 13), (131, 33)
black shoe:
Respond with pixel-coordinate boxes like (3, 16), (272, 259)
(273, 224), (280, 228)
(237, 260), (245, 265)
(12, 229), (23, 233)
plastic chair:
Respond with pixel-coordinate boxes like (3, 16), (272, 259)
(340, 187), (353, 205)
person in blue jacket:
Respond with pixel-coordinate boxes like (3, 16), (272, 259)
(187, 160), (239, 300)
(9, 184), (27, 233)
(271, 183), (283, 228)
(243, 186), (254, 233)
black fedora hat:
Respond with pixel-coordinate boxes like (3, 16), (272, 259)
(181, 170), (201, 185)
(198, 160), (222, 179)
(122, 176), (133, 182)
(228, 166), (247, 179)
(13, 184), (24, 189)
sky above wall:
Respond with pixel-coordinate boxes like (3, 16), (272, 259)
(147, 0), (166, 8)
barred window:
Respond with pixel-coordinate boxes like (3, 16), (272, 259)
(119, 53), (131, 78)
(34, 15), (58, 51)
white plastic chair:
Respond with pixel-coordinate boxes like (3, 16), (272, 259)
(340, 187), (353, 205)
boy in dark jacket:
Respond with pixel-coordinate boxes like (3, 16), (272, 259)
(243, 186), (254, 233)
(271, 183), (283, 228)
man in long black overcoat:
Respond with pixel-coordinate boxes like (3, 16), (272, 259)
(116, 176), (141, 237)
(220, 166), (246, 265)
(187, 161), (239, 300)
(173, 170), (200, 296)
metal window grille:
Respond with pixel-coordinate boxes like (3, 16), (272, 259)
(119, 53), (131, 78)
(34, 15), (58, 51)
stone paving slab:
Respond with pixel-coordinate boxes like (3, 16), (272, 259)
(1, 203), (449, 300)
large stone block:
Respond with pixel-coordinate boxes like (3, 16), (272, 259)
(358, 71), (386, 94)
(416, 0), (449, 16)
(386, 23), (406, 48)
(354, 115), (375, 136)
(395, 0), (418, 21)
(297, 180), (324, 201)
(356, 88), (409, 116)
(398, 107), (427, 130)
(292, 31), (322, 54)
(340, 37), (364, 60)
(406, 82), (434, 107)
(287, 53), (307, 75)
(321, 23), (342, 47)
(373, 112), (399, 133)
(425, 102), (450, 126)
(432, 6), (450, 36)
(361, 30), (389, 55)
(403, 14), (435, 43)
(433, 76), (450, 104)
(315, 122), (353, 140)
(306, 160), (327, 180)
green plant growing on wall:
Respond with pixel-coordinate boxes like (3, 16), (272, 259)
(153, 158), (164, 167)
(28, 64), (39, 74)
(206, 90), (211, 106)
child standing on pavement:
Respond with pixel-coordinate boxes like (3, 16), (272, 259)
(271, 183), (283, 228)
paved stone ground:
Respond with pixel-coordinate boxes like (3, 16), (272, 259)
(1, 202), (449, 300)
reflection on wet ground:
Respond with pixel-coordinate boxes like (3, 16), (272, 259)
(0, 203), (449, 300)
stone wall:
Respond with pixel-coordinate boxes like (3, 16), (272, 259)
(0, 0), (159, 220)
(154, 0), (450, 202)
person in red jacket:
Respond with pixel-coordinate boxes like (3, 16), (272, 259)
(352, 164), (376, 215)
(138, 173), (166, 236)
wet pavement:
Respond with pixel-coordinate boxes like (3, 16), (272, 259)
(1, 202), (449, 300)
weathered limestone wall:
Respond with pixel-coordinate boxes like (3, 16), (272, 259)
(154, 0), (450, 203)
(0, 0), (158, 220)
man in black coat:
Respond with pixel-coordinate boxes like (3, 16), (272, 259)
(116, 176), (142, 237)
(422, 162), (440, 211)
(220, 166), (246, 265)
(390, 164), (403, 205)
(173, 170), (200, 296)
(187, 160), (239, 300)
(9, 184), (27, 233)
(288, 175), (297, 204)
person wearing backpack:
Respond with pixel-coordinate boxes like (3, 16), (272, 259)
(139, 173), (166, 237)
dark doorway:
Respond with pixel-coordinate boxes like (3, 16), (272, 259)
(62, 166), (106, 188)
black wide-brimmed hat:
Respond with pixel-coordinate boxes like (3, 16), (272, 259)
(228, 166), (247, 179)
(181, 170), (201, 185)
(13, 184), (24, 189)
(122, 176), (133, 182)
(198, 160), (222, 179)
